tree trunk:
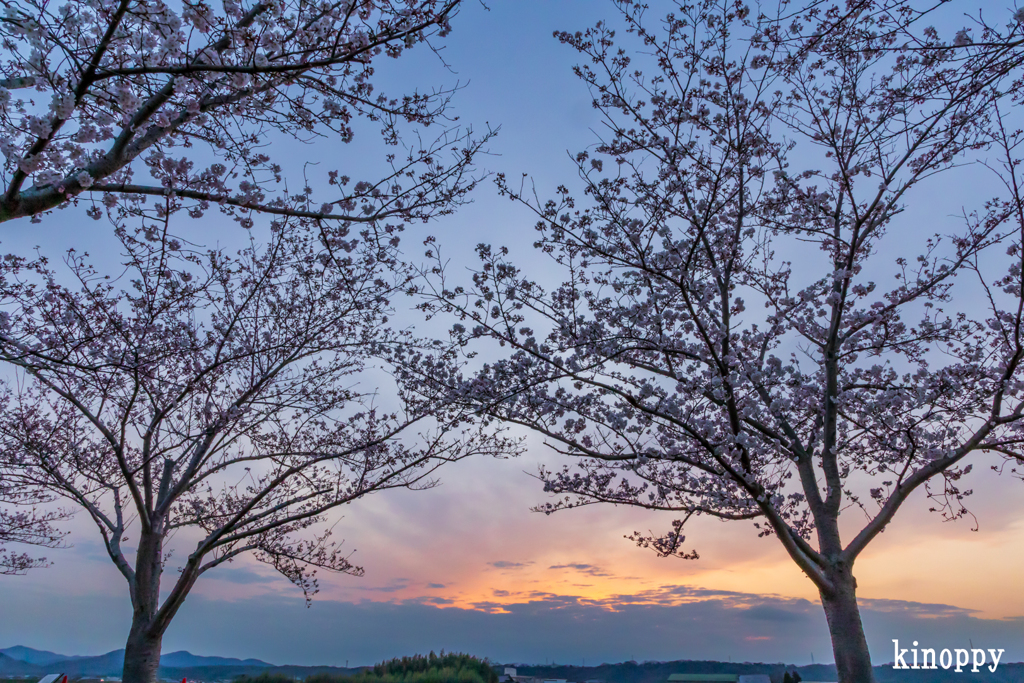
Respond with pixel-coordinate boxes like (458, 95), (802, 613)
(122, 525), (166, 683)
(819, 567), (875, 683)
(122, 618), (163, 683)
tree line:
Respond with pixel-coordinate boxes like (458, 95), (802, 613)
(235, 652), (497, 683)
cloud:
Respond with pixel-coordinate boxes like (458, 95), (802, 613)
(359, 581), (410, 594)
(401, 597), (455, 606)
(489, 561), (532, 569)
(2, 582), (1024, 669)
(739, 604), (808, 623)
(426, 583), (447, 589)
(424, 597), (455, 605)
(205, 567), (279, 585)
(859, 597), (978, 617)
(548, 563), (611, 577)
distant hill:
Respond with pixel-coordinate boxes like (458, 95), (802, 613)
(0, 654), (45, 677)
(0, 647), (276, 678)
(0, 649), (88, 667)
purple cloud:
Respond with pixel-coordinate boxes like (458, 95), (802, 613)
(490, 561), (532, 569)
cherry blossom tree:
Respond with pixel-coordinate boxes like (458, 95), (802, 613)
(0, 207), (513, 683)
(418, 1), (1024, 680)
(1, 386), (72, 577)
(0, 0), (487, 226)
(0, 472), (69, 574)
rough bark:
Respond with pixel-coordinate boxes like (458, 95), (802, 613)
(122, 621), (163, 683)
(820, 566), (876, 683)
(121, 525), (166, 683)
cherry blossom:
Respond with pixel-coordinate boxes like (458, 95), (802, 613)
(417, 2), (1024, 681)
(0, 209), (515, 683)
(0, 0), (489, 226)
(0, 443), (70, 574)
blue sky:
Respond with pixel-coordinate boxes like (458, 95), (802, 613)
(4, 0), (1024, 670)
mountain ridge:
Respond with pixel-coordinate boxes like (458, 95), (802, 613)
(0, 648), (89, 667)
(0, 647), (273, 676)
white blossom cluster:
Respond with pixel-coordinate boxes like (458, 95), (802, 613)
(416, 1), (1024, 649)
(0, 0), (484, 226)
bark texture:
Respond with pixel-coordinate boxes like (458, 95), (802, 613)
(121, 526), (168, 683)
(820, 567), (876, 683)
(122, 624), (163, 683)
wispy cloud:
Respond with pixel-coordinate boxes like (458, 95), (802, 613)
(858, 597), (978, 617)
(359, 580), (410, 594)
(205, 567), (278, 585)
(401, 596), (455, 606)
(548, 563), (612, 577)
(489, 561), (533, 569)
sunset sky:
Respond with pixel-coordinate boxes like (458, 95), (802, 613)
(3, 0), (1024, 670)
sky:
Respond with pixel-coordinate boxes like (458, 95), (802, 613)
(4, 0), (1024, 671)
